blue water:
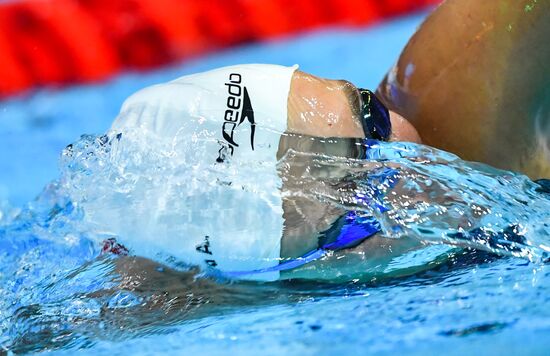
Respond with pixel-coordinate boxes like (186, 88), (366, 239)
(1, 12), (550, 355)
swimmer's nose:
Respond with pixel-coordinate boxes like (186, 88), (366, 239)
(358, 89), (392, 141)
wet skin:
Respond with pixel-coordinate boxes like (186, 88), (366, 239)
(377, 0), (550, 179)
(287, 70), (421, 143)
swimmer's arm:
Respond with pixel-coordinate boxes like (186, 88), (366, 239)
(286, 70), (421, 143)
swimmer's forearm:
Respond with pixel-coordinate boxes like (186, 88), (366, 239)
(376, 0), (550, 176)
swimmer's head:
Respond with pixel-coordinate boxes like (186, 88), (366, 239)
(112, 64), (420, 154)
(287, 70), (421, 143)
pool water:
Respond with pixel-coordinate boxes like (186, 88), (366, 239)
(1, 13), (550, 355)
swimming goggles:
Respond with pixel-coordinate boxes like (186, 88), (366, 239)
(358, 89), (392, 141)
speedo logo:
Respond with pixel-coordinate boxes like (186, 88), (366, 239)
(217, 73), (256, 163)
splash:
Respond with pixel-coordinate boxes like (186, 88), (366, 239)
(57, 132), (550, 265)
(281, 140), (550, 261)
(2, 132), (550, 351)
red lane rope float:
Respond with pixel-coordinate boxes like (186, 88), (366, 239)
(0, 0), (440, 97)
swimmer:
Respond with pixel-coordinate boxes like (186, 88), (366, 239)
(86, 63), (423, 282)
(79, 1), (550, 282)
(377, 0), (550, 179)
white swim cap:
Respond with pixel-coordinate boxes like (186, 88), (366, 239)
(112, 63), (298, 164)
(105, 64), (298, 280)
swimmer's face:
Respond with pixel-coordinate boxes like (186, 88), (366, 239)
(287, 71), (421, 143)
(280, 71), (420, 261)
